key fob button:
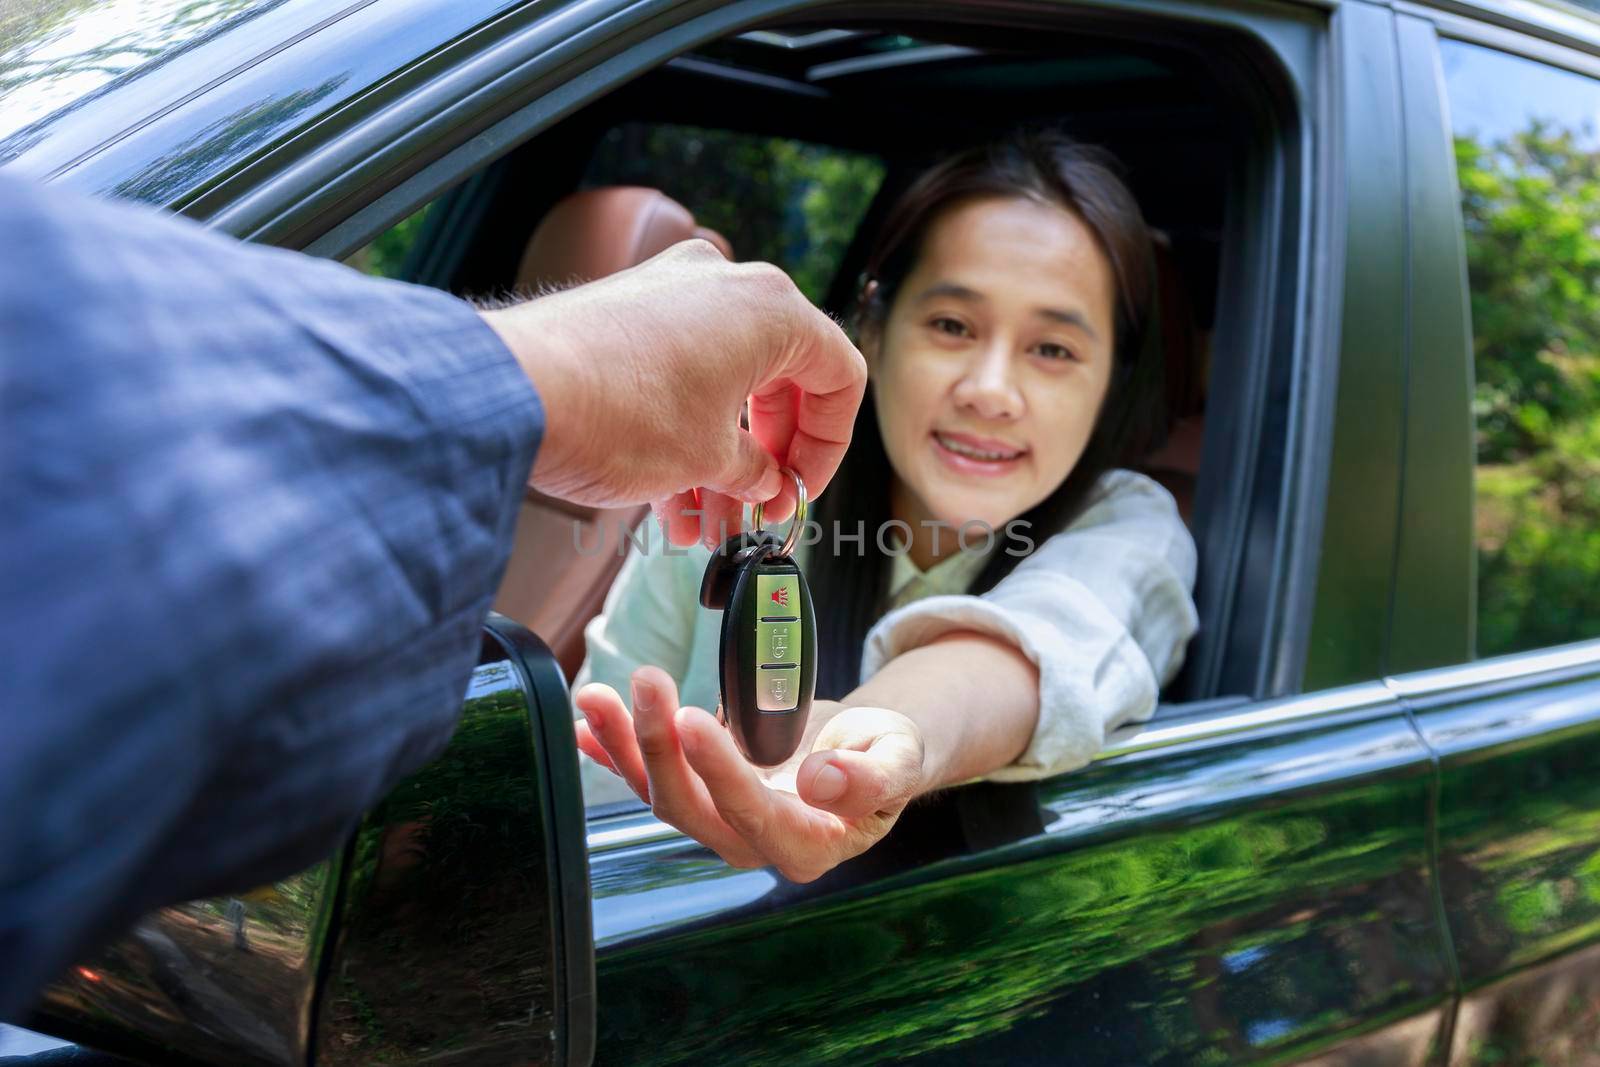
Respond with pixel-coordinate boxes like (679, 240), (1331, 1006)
(758, 620), (799, 663)
(757, 665), (801, 712)
(755, 573), (801, 619)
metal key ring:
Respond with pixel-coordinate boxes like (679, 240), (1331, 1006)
(750, 466), (807, 558)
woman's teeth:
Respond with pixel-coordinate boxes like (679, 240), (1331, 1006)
(935, 433), (1023, 461)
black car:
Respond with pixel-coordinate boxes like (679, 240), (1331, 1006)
(5, 0), (1600, 1062)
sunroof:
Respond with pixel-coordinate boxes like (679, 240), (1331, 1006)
(806, 45), (980, 82)
(738, 29), (870, 50)
(699, 27), (1174, 93)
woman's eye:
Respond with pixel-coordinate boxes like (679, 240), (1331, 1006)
(1035, 342), (1078, 362)
(930, 316), (971, 338)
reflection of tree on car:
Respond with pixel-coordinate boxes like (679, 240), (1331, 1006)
(595, 767), (1429, 1064)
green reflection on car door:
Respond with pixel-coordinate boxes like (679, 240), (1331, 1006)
(590, 698), (1452, 1064)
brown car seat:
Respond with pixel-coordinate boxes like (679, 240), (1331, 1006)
(493, 187), (733, 681)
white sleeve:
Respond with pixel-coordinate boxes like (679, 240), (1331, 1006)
(858, 471), (1199, 782)
(572, 520), (702, 700)
(572, 523), (707, 807)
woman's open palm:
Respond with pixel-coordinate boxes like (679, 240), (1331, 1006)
(574, 667), (925, 882)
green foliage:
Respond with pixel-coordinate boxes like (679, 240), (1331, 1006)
(1458, 123), (1600, 656)
(585, 123), (886, 304)
(344, 203), (433, 280)
(598, 780), (1432, 1065)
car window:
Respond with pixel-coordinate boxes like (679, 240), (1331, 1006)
(1441, 41), (1600, 658)
(582, 123), (886, 304)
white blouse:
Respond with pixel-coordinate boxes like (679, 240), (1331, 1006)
(574, 469), (1198, 801)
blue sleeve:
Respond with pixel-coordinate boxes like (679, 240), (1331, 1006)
(0, 172), (544, 1018)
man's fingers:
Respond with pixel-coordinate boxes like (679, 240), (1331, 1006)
(706, 431), (783, 502)
(772, 309), (865, 503)
(745, 383), (799, 523)
(785, 386), (861, 511)
(695, 487), (749, 551)
(675, 706), (777, 842)
(652, 490), (702, 547)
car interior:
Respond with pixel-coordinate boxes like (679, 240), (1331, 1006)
(353, 15), (1302, 824)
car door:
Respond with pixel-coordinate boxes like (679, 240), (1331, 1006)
(0, 1), (1450, 1064)
(1384, 11), (1600, 1065)
(579, 3), (1458, 1064)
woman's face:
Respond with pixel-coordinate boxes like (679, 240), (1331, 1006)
(868, 195), (1118, 537)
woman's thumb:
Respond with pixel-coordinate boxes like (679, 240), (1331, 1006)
(798, 739), (921, 820)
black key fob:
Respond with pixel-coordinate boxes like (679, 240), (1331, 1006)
(699, 531), (776, 610)
(697, 470), (816, 767)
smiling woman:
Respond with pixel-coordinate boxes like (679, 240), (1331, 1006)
(811, 131), (1172, 698)
(574, 130), (1198, 876)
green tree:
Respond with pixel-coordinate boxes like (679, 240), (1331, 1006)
(585, 123), (886, 305)
(1457, 123), (1600, 656)
(344, 202), (433, 279)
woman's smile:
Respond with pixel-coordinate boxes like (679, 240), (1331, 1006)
(930, 430), (1029, 476)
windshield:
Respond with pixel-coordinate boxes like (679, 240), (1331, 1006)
(0, 0), (292, 148)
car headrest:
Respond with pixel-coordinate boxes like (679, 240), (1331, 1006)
(516, 186), (733, 292)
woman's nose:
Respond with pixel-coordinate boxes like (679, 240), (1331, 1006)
(952, 342), (1022, 420)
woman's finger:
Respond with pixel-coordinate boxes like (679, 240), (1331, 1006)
(674, 706), (781, 843)
(574, 683), (651, 803)
(628, 668), (764, 867)
(574, 720), (618, 772)
(796, 744), (919, 820)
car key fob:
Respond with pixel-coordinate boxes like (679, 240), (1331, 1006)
(698, 469), (816, 767)
(699, 530), (777, 611)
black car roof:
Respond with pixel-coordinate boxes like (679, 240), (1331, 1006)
(4, 0), (1597, 206)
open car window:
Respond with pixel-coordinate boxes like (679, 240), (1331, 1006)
(327, 15), (1302, 821)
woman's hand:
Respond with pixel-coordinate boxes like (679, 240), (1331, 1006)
(573, 666), (926, 882)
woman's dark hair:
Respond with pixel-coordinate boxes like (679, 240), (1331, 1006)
(807, 128), (1166, 699)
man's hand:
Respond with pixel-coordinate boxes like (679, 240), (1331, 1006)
(479, 241), (866, 547)
(573, 667), (926, 883)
